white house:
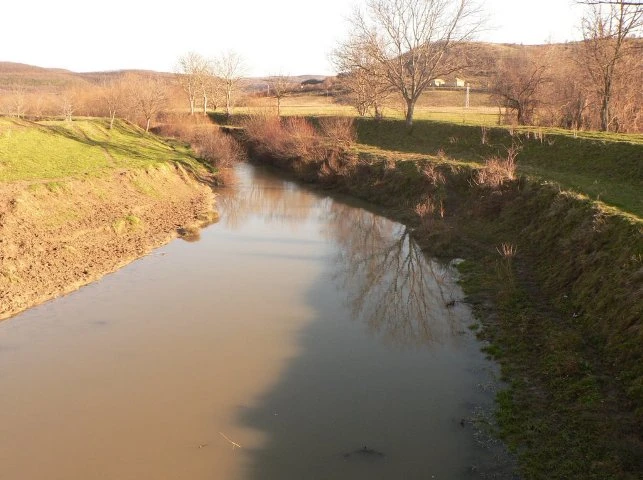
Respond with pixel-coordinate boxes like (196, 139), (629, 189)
(432, 78), (446, 87)
(454, 78), (465, 87)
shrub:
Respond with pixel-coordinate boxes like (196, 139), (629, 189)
(156, 120), (244, 169)
(475, 144), (519, 188)
(318, 117), (356, 148)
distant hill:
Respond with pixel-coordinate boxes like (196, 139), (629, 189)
(5, 39), (631, 95)
(0, 62), (327, 95)
(0, 62), (92, 93)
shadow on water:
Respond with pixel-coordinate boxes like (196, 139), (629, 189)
(216, 164), (516, 479)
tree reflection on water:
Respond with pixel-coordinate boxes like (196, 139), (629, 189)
(326, 203), (462, 346)
(218, 165), (465, 345)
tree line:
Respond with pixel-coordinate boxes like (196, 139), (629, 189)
(333, 0), (642, 132)
(0, 51), (248, 132)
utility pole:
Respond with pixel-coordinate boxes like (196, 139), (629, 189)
(465, 83), (470, 109)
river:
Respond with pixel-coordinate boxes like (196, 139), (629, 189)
(0, 164), (512, 479)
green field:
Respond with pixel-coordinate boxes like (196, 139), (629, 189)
(0, 117), (205, 182)
(354, 119), (643, 218)
(241, 91), (499, 125)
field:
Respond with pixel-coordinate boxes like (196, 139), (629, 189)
(241, 90), (500, 125)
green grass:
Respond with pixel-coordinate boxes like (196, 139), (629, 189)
(0, 117), (205, 182)
(354, 119), (643, 218)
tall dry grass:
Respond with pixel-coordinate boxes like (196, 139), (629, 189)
(474, 144), (520, 188)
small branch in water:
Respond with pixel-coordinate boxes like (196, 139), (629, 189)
(219, 432), (242, 449)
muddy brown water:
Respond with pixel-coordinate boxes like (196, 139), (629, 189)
(0, 164), (512, 479)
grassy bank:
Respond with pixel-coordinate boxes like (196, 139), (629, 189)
(235, 115), (642, 479)
(355, 119), (643, 218)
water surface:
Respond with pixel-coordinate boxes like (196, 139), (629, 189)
(0, 164), (509, 479)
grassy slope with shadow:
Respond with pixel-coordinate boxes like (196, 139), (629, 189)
(234, 119), (642, 479)
(0, 117), (210, 182)
(355, 119), (643, 218)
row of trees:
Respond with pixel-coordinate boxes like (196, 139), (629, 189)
(0, 74), (171, 132)
(333, 0), (642, 132)
(0, 51), (251, 131)
(175, 51), (245, 117)
(492, 1), (642, 131)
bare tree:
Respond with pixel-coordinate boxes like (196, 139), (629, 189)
(176, 52), (209, 115)
(8, 86), (27, 118)
(578, 0), (643, 130)
(128, 75), (168, 133)
(333, 38), (392, 118)
(213, 51), (246, 117)
(197, 61), (216, 115)
(337, 0), (483, 127)
(491, 51), (551, 125)
(28, 93), (50, 120)
(266, 73), (294, 116)
(60, 92), (75, 121)
(547, 49), (590, 130)
(100, 77), (126, 129)
(578, 1), (642, 5)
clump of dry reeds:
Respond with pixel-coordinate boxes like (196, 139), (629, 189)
(421, 163), (445, 186)
(496, 242), (518, 258)
(474, 144), (520, 188)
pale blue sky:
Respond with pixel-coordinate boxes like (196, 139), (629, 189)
(1, 0), (584, 76)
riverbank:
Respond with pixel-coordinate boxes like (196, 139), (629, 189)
(0, 118), (216, 320)
(235, 117), (642, 479)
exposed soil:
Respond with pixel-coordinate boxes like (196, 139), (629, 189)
(0, 163), (215, 320)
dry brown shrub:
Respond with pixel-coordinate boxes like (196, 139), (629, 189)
(475, 145), (520, 188)
(156, 122), (244, 168)
(191, 128), (245, 168)
(242, 112), (286, 155)
(415, 196), (443, 231)
(282, 117), (320, 158)
(415, 198), (435, 218)
(497, 242), (518, 258)
(241, 114), (325, 161)
(421, 163), (445, 185)
(318, 117), (356, 147)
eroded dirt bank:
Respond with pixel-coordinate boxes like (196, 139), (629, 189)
(0, 163), (215, 320)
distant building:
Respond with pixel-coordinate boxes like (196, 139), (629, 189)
(432, 78), (446, 87)
(300, 78), (324, 88)
(454, 78), (465, 87)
